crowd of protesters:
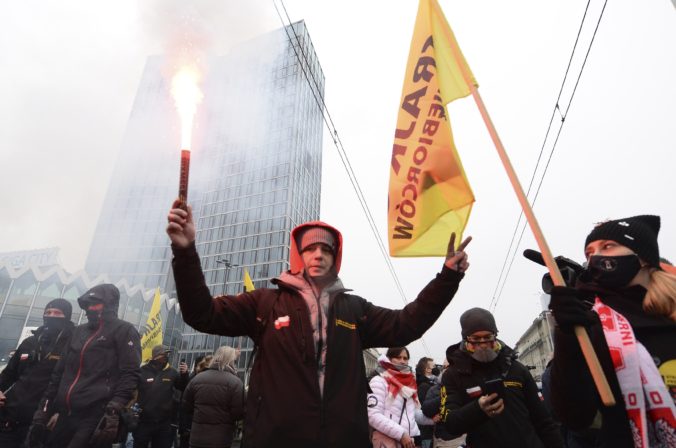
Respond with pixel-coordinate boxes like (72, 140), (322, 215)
(0, 210), (673, 447)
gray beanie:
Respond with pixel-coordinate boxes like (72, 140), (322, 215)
(460, 307), (498, 338)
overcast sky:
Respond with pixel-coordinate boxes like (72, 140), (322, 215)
(1, 0), (674, 363)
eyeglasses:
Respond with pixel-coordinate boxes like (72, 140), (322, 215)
(466, 335), (496, 345)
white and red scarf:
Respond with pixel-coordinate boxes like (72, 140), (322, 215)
(376, 357), (420, 407)
(593, 298), (676, 447)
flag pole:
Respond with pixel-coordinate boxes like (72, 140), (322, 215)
(430, 0), (615, 406)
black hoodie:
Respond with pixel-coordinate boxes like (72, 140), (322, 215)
(0, 322), (74, 424)
(42, 284), (141, 414)
(440, 342), (563, 448)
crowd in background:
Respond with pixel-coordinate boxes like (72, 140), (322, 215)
(0, 213), (673, 447)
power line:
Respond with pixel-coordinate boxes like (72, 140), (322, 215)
(272, 0), (433, 354)
(489, 0), (608, 312)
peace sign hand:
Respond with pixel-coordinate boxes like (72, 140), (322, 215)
(444, 232), (472, 272)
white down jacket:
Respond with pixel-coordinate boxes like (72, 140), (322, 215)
(367, 374), (421, 441)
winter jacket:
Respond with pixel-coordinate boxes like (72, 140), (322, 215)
(416, 373), (437, 440)
(421, 383), (457, 441)
(367, 374), (420, 441)
(42, 285), (142, 414)
(171, 221), (465, 448)
(137, 361), (189, 423)
(182, 367), (245, 448)
(0, 323), (73, 424)
(441, 342), (563, 448)
(549, 283), (676, 448)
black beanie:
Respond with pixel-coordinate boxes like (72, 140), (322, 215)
(585, 215), (660, 267)
(45, 298), (73, 321)
(460, 307), (498, 338)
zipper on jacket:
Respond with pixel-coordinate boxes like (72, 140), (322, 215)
(65, 318), (103, 413)
(295, 306), (308, 363)
(311, 289), (324, 369)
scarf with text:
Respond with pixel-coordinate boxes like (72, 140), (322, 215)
(593, 298), (676, 447)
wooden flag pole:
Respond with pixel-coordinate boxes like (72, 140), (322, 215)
(429, 0), (615, 406)
(468, 88), (615, 406)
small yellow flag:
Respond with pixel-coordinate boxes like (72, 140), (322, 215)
(140, 288), (163, 363)
(388, 0), (476, 256)
(243, 269), (255, 292)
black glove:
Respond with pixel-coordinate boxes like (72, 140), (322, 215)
(24, 412), (48, 448)
(549, 286), (597, 333)
(90, 402), (122, 446)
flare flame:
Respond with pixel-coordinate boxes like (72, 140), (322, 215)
(171, 66), (203, 149)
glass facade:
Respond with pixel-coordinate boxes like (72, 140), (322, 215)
(0, 262), (176, 369)
(81, 21), (325, 376)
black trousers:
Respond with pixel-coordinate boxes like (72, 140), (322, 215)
(132, 419), (174, 448)
(46, 410), (105, 448)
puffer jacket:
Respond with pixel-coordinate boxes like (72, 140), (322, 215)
(182, 367), (245, 448)
(172, 221), (465, 448)
(367, 374), (420, 441)
(42, 284), (141, 414)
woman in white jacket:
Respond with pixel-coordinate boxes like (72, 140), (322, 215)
(368, 347), (420, 448)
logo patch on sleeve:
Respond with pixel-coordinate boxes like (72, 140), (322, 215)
(335, 319), (356, 330)
(466, 386), (482, 398)
(274, 315), (290, 330)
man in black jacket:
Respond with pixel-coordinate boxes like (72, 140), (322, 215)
(440, 308), (563, 448)
(133, 345), (189, 448)
(28, 284), (141, 448)
(167, 201), (471, 448)
(0, 299), (74, 448)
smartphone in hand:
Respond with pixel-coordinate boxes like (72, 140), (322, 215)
(482, 378), (505, 400)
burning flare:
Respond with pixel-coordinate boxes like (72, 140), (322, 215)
(171, 66), (203, 149)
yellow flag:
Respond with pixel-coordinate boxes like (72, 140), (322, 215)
(141, 287), (163, 363)
(388, 0), (476, 256)
(243, 269), (255, 292)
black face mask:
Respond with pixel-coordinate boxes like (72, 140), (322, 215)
(85, 309), (103, 329)
(580, 254), (642, 288)
(43, 316), (67, 332)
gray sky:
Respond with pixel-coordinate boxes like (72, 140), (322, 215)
(1, 0), (675, 363)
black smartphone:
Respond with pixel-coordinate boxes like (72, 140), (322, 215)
(180, 358), (186, 364)
(482, 378), (505, 399)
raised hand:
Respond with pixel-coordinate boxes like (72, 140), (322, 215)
(166, 199), (196, 248)
(444, 232), (472, 272)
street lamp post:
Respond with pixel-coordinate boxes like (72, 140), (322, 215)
(216, 259), (239, 295)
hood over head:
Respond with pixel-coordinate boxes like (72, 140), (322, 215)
(77, 283), (120, 315)
(44, 298), (73, 321)
(289, 221), (343, 274)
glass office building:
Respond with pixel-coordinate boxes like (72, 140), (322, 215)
(82, 21), (325, 374)
(0, 259), (172, 364)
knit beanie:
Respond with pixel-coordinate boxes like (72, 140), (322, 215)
(296, 226), (337, 254)
(460, 307), (498, 338)
(585, 215), (660, 267)
(45, 298), (73, 321)
(152, 345), (170, 359)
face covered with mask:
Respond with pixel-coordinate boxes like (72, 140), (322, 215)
(581, 240), (644, 289)
(85, 302), (105, 329)
(43, 308), (67, 333)
(42, 298), (72, 334)
(465, 331), (501, 363)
